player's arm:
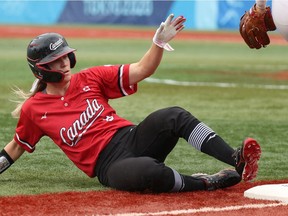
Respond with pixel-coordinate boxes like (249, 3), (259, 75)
(129, 14), (186, 85)
(0, 139), (25, 174)
(129, 44), (163, 85)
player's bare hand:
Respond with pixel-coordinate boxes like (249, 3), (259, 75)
(153, 14), (186, 51)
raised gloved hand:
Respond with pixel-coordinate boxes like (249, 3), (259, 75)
(239, 4), (276, 49)
(153, 14), (186, 51)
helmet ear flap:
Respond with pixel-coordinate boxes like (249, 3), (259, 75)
(37, 64), (64, 83)
(68, 52), (76, 68)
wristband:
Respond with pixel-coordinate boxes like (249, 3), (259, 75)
(0, 149), (14, 174)
(256, 0), (266, 10)
(152, 38), (174, 51)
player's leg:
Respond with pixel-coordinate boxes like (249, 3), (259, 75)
(129, 106), (261, 181)
(106, 156), (181, 192)
(130, 106), (236, 165)
(106, 156), (241, 192)
(96, 132), (240, 192)
(272, 0), (288, 41)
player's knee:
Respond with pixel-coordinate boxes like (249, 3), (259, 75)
(163, 106), (187, 115)
(165, 106), (196, 121)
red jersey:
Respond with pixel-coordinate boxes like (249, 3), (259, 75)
(14, 64), (137, 177)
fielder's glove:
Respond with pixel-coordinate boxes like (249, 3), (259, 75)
(239, 4), (276, 49)
(153, 14), (186, 51)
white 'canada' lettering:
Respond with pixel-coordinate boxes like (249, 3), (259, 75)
(60, 99), (104, 146)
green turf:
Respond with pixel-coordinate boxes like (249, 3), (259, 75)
(1, 34), (288, 196)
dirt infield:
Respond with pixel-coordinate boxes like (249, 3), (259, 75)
(1, 180), (287, 216)
(0, 25), (286, 45)
(0, 25), (287, 216)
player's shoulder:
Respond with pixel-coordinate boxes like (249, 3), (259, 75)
(20, 95), (38, 116)
(80, 64), (123, 73)
(76, 65), (121, 79)
(22, 91), (57, 111)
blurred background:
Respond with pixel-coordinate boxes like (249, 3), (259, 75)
(0, 0), (268, 30)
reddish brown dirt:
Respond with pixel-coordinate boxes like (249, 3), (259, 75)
(261, 71), (288, 80)
(0, 25), (287, 215)
(0, 25), (286, 45)
(0, 180), (287, 216)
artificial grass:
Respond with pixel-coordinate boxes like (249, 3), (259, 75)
(0, 36), (288, 196)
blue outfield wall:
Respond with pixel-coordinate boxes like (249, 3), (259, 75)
(0, 0), (271, 30)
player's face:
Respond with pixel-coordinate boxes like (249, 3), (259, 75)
(48, 55), (72, 83)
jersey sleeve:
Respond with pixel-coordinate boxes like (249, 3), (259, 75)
(86, 64), (137, 99)
(14, 109), (44, 153)
(116, 64), (137, 97)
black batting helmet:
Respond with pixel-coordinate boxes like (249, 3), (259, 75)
(27, 32), (76, 83)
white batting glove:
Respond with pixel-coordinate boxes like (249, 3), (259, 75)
(153, 14), (186, 51)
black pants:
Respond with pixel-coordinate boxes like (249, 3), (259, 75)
(95, 106), (201, 192)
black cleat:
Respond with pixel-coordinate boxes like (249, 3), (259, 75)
(191, 169), (241, 191)
(233, 138), (261, 181)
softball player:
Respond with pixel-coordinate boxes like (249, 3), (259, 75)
(0, 14), (261, 193)
(240, 0), (288, 49)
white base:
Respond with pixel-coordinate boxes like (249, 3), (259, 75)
(244, 183), (288, 203)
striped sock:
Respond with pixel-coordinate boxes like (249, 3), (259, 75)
(188, 122), (215, 151)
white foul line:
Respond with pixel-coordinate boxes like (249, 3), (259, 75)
(145, 77), (288, 90)
(109, 202), (288, 216)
